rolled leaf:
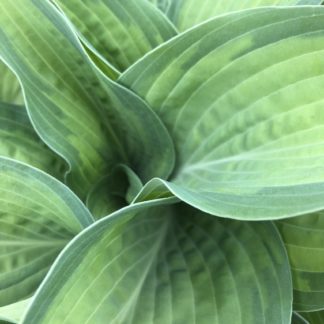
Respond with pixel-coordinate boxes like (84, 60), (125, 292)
(121, 7), (324, 220)
(23, 202), (292, 324)
(0, 157), (93, 306)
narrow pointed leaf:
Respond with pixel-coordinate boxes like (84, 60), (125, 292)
(121, 7), (324, 220)
(0, 0), (175, 199)
(161, 0), (323, 31)
(0, 102), (65, 179)
(0, 62), (23, 105)
(0, 157), (93, 306)
(24, 202), (292, 324)
(277, 212), (324, 311)
(55, 0), (177, 72)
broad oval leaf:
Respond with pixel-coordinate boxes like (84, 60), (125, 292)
(0, 0), (175, 199)
(0, 102), (65, 179)
(120, 6), (324, 220)
(161, 0), (323, 31)
(0, 157), (93, 306)
(55, 0), (177, 72)
(277, 211), (324, 311)
(23, 202), (292, 324)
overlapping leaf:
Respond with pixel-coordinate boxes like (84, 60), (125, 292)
(23, 202), (292, 324)
(277, 211), (324, 311)
(121, 6), (324, 220)
(0, 102), (65, 179)
(155, 0), (323, 31)
(0, 157), (93, 306)
(55, 0), (177, 72)
(0, 0), (175, 199)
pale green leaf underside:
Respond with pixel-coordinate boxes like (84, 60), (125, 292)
(277, 212), (324, 311)
(161, 0), (323, 31)
(55, 0), (177, 72)
(121, 7), (324, 220)
(0, 157), (93, 306)
(24, 202), (291, 324)
(0, 102), (65, 180)
(0, 298), (32, 324)
(0, 61), (23, 105)
(0, 0), (175, 199)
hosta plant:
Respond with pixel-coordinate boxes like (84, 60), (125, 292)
(1, 0), (324, 323)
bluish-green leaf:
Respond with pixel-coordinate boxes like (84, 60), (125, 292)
(55, 0), (177, 72)
(0, 0), (175, 199)
(23, 202), (292, 324)
(0, 102), (65, 179)
(0, 157), (93, 306)
(121, 6), (324, 220)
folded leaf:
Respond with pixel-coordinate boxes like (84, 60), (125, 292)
(23, 202), (292, 324)
(0, 102), (65, 179)
(0, 0), (175, 199)
(121, 7), (324, 220)
(0, 62), (23, 105)
(0, 157), (93, 306)
(277, 212), (324, 311)
(86, 165), (143, 219)
(55, 0), (177, 72)
(159, 0), (323, 31)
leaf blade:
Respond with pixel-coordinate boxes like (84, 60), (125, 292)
(23, 202), (292, 324)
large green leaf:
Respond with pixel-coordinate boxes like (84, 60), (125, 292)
(0, 61), (23, 105)
(158, 0), (323, 31)
(0, 102), (65, 179)
(277, 212), (324, 311)
(23, 202), (292, 324)
(120, 6), (324, 220)
(55, 0), (177, 72)
(0, 157), (93, 306)
(0, 0), (175, 199)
